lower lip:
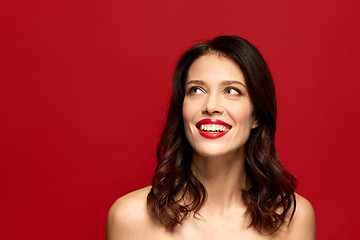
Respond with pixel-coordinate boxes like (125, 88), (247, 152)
(197, 129), (229, 139)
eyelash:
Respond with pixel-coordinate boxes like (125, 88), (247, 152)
(186, 86), (242, 96)
(187, 86), (204, 94)
(224, 87), (242, 95)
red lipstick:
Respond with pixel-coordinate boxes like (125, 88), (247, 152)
(195, 119), (232, 139)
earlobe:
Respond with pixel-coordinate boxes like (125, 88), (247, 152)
(251, 120), (259, 129)
(251, 115), (259, 129)
(251, 110), (259, 129)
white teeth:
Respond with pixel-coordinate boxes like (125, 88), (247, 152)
(199, 124), (229, 132)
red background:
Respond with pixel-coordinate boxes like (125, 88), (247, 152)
(1, 0), (359, 239)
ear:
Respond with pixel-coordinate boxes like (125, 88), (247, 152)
(251, 107), (260, 129)
(251, 112), (259, 129)
(251, 119), (259, 129)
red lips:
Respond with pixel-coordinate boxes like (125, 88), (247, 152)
(195, 119), (232, 139)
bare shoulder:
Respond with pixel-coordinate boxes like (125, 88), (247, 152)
(282, 193), (315, 240)
(107, 186), (153, 240)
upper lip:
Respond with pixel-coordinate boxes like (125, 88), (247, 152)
(195, 118), (232, 129)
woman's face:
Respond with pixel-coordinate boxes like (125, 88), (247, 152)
(182, 54), (258, 158)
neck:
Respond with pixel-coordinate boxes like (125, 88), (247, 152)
(190, 149), (247, 214)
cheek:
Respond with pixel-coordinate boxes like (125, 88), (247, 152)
(230, 104), (255, 126)
(182, 100), (195, 145)
(182, 102), (189, 124)
(182, 98), (196, 124)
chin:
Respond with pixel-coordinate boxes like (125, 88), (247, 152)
(193, 147), (234, 159)
(191, 142), (245, 159)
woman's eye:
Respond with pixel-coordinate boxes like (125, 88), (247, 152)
(225, 87), (241, 95)
(188, 87), (204, 94)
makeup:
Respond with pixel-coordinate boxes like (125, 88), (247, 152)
(195, 118), (232, 139)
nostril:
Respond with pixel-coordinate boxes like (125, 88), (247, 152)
(202, 105), (223, 115)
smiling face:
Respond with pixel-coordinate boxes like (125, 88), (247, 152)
(182, 53), (258, 159)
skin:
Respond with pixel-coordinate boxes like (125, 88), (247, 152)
(107, 54), (316, 240)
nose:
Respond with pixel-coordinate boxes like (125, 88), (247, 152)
(201, 94), (224, 115)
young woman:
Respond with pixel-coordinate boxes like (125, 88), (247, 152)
(107, 35), (315, 239)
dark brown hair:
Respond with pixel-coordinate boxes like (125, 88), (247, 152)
(147, 35), (296, 234)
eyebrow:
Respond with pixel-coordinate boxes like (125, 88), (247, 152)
(186, 80), (246, 88)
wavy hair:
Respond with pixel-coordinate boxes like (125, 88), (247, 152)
(147, 35), (297, 234)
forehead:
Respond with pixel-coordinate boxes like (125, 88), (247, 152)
(186, 54), (245, 85)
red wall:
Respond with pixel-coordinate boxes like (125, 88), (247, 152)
(1, 0), (359, 239)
